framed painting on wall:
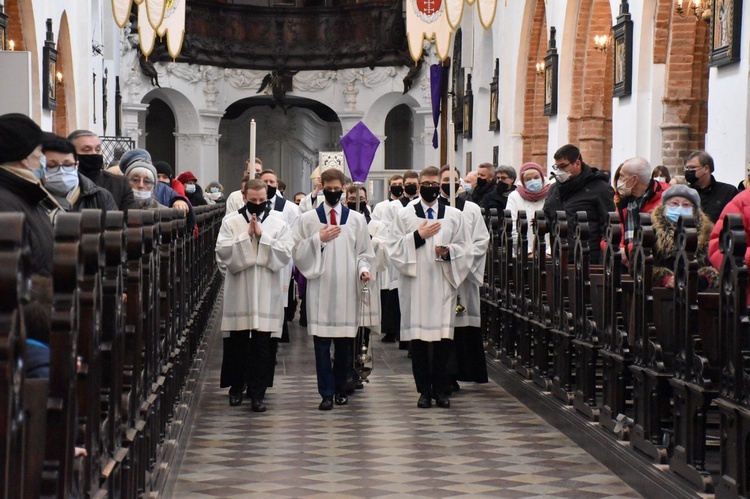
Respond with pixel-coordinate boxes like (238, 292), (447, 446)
(612, 1), (633, 97)
(543, 27), (558, 117)
(463, 74), (473, 139)
(489, 58), (499, 132)
(710, 0), (743, 67)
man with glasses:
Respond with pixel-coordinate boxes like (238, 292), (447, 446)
(615, 157), (668, 263)
(67, 130), (138, 211)
(684, 150), (737, 223)
(388, 166), (470, 409)
(41, 135), (117, 212)
(543, 144), (615, 264)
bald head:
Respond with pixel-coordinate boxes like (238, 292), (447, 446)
(620, 157), (653, 198)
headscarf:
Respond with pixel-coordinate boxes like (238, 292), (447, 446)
(515, 162), (550, 202)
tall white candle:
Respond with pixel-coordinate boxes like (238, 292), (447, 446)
(448, 121), (456, 207)
(249, 119), (256, 171)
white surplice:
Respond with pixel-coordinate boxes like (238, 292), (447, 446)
(387, 200), (470, 341)
(216, 209), (294, 334)
(293, 203), (374, 338)
(360, 217), (388, 332)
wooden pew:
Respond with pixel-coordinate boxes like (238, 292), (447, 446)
(714, 213), (750, 499)
(486, 209), (502, 358)
(498, 209), (517, 369)
(599, 213), (633, 438)
(0, 214), (29, 499)
(530, 211), (553, 391)
(549, 211), (575, 404)
(514, 211), (533, 379)
(571, 212), (601, 421)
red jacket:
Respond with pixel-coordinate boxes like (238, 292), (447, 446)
(616, 180), (669, 258)
(708, 188), (750, 278)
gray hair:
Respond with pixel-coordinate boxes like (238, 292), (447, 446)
(495, 165), (517, 181)
(66, 129), (98, 143)
(622, 157), (652, 183)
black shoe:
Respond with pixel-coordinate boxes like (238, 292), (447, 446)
(251, 399), (267, 412)
(435, 396), (451, 408)
(319, 397), (334, 411)
(355, 379), (364, 390)
(229, 389), (243, 407)
(417, 393), (432, 409)
(381, 334), (396, 343)
(334, 393), (348, 406)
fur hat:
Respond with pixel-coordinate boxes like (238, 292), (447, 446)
(661, 184), (700, 209)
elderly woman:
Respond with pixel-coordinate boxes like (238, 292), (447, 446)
(204, 181), (226, 204)
(125, 160), (164, 209)
(652, 184), (718, 290)
(506, 162), (550, 255)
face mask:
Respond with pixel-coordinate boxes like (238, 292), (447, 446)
(390, 185), (404, 198)
(159, 179), (170, 185)
(133, 189), (152, 200)
(245, 201), (266, 216)
(185, 184), (196, 193)
(496, 182), (510, 194)
(525, 178), (543, 192)
(461, 182), (472, 192)
(44, 169), (79, 196)
(209, 187), (219, 193)
(266, 185), (277, 199)
(616, 178), (633, 197)
(404, 184), (418, 197)
(420, 185), (440, 203)
(31, 155), (46, 180)
(346, 201), (368, 213)
(665, 206), (693, 223)
(685, 170), (698, 184)
(440, 183), (460, 196)
(475, 177), (488, 188)
(554, 171), (571, 183)
(654, 176), (666, 183)
(77, 154), (104, 176)
(323, 189), (342, 206)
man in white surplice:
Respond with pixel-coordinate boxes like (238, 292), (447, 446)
(216, 179), (294, 412)
(387, 166), (470, 409)
(292, 168), (374, 411)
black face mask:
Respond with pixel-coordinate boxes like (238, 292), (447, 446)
(323, 189), (342, 206)
(266, 185), (277, 199)
(245, 201), (266, 216)
(404, 184), (418, 197)
(685, 171), (698, 184)
(390, 185), (404, 198)
(420, 185), (440, 203)
(475, 177), (488, 188)
(496, 181), (510, 194)
(440, 183), (460, 196)
(346, 201), (368, 213)
(77, 154), (104, 177)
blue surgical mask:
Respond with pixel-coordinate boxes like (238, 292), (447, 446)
(44, 169), (79, 196)
(665, 206), (693, 223)
(31, 155), (46, 179)
(209, 187), (219, 193)
(185, 184), (196, 193)
(525, 178), (543, 192)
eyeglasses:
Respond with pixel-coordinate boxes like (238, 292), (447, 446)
(129, 177), (155, 187)
(552, 162), (571, 172)
(45, 163), (77, 174)
(683, 165), (704, 172)
(420, 182), (440, 188)
(665, 201), (694, 209)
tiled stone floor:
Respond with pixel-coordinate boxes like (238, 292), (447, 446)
(165, 322), (642, 498)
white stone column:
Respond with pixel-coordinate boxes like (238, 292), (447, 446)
(121, 102), (149, 148)
(173, 132), (222, 184)
(197, 109), (225, 182)
(415, 107), (438, 169)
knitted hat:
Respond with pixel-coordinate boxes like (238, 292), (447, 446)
(0, 113), (48, 164)
(519, 162), (546, 186)
(661, 184), (700, 209)
(176, 171), (198, 184)
(119, 148), (152, 173)
(124, 160), (158, 183)
(153, 161), (174, 180)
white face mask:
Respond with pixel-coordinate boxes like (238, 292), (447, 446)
(654, 176), (666, 183)
(553, 171), (571, 183)
(133, 189), (152, 200)
(44, 170), (79, 196)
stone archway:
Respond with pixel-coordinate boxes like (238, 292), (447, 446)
(659, 0), (710, 171)
(567, 0), (614, 171)
(53, 11), (75, 136)
(521, 0), (549, 168)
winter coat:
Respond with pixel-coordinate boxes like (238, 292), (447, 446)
(543, 163), (615, 264)
(0, 167), (55, 276)
(506, 189), (548, 255)
(185, 184), (208, 207)
(70, 173), (119, 212)
(693, 176), (738, 224)
(616, 179), (669, 258)
(708, 188), (750, 282)
(475, 181), (515, 213)
(651, 204), (718, 290)
(81, 169), (138, 211)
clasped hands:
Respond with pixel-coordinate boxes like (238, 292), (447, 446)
(247, 214), (263, 237)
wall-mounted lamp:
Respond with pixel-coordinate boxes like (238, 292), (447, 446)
(535, 61), (545, 75)
(56, 71), (63, 83)
(593, 35), (611, 52)
(675, 0), (711, 23)
(0, 2), (8, 51)
(8, 39), (14, 51)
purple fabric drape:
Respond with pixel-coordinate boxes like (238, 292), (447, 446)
(340, 121), (380, 183)
(430, 64), (444, 149)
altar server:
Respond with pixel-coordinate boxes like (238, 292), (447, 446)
(293, 168), (374, 410)
(387, 166), (470, 408)
(216, 179), (294, 412)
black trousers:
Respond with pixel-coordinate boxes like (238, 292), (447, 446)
(220, 330), (272, 399)
(411, 339), (450, 397)
(313, 336), (353, 397)
(380, 288), (401, 337)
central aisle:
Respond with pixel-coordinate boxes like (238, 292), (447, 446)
(166, 322), (641, 498)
